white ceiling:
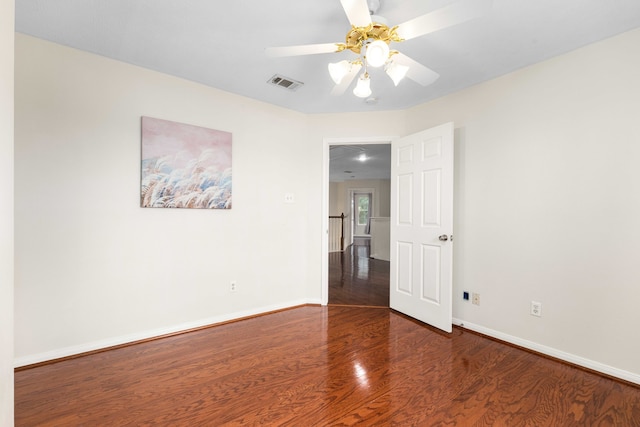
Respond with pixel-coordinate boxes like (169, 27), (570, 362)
(330, 144), (391, 182)
(15, 0), (640, 115)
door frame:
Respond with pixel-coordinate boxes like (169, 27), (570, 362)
(321, 136), (397, 305)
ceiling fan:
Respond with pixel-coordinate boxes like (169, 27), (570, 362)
(266, 0), (492, 98)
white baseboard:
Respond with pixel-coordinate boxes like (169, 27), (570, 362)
(15, 299), (321, 368)
(453, 318), (640, 386)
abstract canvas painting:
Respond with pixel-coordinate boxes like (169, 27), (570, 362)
(141, 117), (232, 209)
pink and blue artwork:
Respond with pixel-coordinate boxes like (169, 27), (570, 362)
(141, 117), (232, 209)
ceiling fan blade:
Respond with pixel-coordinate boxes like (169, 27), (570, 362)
(331, 63), (362, 96)
(340, 0), (372, 28)
(395, 0), (492, 41)
(265, 43), (340, 58)
(393, 53), (439, 87)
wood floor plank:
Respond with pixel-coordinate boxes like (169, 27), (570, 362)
(15, 306), (640, 426)
(329, 243), (389, 307)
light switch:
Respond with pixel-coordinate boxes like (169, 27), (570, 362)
(284, 193), (295, 203)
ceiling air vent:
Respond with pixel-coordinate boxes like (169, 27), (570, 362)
(268, 74), (304, 91)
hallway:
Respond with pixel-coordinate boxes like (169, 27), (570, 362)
(328, 240), (390, 307)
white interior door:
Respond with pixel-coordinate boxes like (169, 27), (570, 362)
(390, 122), (454, 333)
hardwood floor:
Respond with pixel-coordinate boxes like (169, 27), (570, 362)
(15, 305), (640, 426)
(329, 242), (390, 307)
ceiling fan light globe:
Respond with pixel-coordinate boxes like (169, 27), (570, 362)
(385, 61), (409, 86)
(328, 60), (351, 85)
(353, 74), (372, 98)
(366, 40), (389, 68)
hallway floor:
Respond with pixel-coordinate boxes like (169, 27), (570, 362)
(328, 241), (389, 307)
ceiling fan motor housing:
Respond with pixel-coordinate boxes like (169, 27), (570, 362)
(342, 22), (402, 54)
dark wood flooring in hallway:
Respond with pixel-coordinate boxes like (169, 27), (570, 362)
(328, 241), (390, 307)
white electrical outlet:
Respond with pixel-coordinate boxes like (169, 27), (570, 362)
(230, 281), (237, 292)
(284, 193), (295, 203)
(530, 301), (542, 317)
(472, 293), (480, 305)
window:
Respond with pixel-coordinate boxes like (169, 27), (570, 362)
(357, 194), (370, 226)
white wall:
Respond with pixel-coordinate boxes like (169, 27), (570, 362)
(13, 34), (319, 364)
(328, 182), (341, 216)
(406, 28), (640, 381)
(1, 0), (14, 423)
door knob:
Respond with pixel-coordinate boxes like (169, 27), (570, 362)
(438, 234), (448, 241)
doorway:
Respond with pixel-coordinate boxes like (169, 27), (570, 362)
(323, 138), (393, 306)
(322, 124), (454, 332)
